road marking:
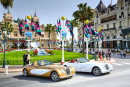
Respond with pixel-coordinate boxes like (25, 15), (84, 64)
(112, 63), (123, 66)
(121, 62), (130, 65)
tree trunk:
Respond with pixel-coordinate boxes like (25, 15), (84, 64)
(83, 17), (85, 55)
(72, 26), (73, 52)
(49, 31), (50, 50)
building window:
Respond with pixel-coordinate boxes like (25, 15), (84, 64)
(35, 33), (37, 37)
(48, 33), (50, 38)
(42, 43), (44, 47)
(107, 24), (109, 29)
(108, 9), (109, 14)
(22, 32), (24, 37)
(42, 34), (44, 38)
(113, 23), (116, 28)
(14, 31), (17, 37)
(120, 21), (122, 26)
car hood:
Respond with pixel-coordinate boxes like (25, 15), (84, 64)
(39, 64), (66, 69)
(84, 62), (106, 66)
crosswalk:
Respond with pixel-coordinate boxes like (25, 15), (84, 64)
(112, 62), (130, 66)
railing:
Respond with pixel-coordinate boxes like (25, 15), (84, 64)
(102, 28), (116, 31)
(101, 18), (117, 23)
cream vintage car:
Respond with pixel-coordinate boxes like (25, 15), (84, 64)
(23, 60), (75, 81)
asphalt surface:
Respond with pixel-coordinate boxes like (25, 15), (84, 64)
(0, 54), (130, 87)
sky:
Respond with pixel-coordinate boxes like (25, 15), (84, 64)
(0, 0), (118, 41)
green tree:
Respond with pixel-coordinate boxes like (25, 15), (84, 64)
(45, 24), (55, 49)
(73, 3), (94, 55)
(0, 22), (14, 32)
(69, 20), (79, 52)
(0, 0), (14, 9)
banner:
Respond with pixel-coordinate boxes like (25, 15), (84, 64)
(25, 32), (32, 40)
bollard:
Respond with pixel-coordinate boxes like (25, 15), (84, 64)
(5, 65), (8, 75)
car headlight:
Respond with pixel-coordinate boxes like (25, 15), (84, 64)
(61, 69), (66, 74)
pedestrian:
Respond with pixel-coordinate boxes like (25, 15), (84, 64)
(23, 52), (27, 66)
(93, 48), (94, 52)
(95, 51), (98, 61)
(102, 51), (105, 60)
(120, 50), (123, 58)
(105, 52), (108, 60)
(26, 52), (30, 64)
(123, 50), (126, 58)
(99, 51), (102, 61)
(108, 52), (111, 60)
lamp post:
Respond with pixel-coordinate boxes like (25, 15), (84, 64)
(89, 39), (92, 55)
(0, 28), (10, 68)
(93, 35), (98, 61)
(61, 16), (66, 65)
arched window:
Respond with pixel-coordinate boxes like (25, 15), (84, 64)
(107, 36), (110, 39)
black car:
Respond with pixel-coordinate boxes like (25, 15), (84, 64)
(79, 50), (83, 53)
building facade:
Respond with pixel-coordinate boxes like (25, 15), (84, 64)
(0, 10), (57, 50)
(78, 0), (130, 49)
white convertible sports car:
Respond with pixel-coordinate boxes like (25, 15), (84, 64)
(63, 58), (113, 76)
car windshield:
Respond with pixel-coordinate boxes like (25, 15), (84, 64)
(38, 60), (53, 66)
(77, 58), (89, 63)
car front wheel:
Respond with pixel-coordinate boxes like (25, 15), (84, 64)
(92, 67), (101, 76)
(23, 69), (28, 77)
(51, 71), (60, 82)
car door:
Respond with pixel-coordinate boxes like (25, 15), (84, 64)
(66, 62), (81, 71)
(29, 66), (40, 75)
(80, 62), (92, 72)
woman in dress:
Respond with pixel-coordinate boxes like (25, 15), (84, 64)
(26, 52), (30, 64)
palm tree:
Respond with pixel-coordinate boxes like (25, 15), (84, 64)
(45, 24), (55, 49)
(73, 3), (94, 55)
(69, 20), (79, 52)
(0, 22), (14, 32)
(0, 0), (14, 9)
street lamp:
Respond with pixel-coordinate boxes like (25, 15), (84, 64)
(0, 28), (10, 68)
(89, 39), (93, 55)
(92, 35), (98, 61)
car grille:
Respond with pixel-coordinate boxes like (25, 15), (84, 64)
(65, 67), (70, 75)
(105, 64), (109, 70)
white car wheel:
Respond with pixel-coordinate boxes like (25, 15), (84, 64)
(51, 71), (60, 82)
(93, 67), (101, 76)
(23, 69), (28, 77)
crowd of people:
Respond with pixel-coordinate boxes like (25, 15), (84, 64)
(95, 50), (112, 61)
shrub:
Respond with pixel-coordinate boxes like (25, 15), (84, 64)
(33, 49), (38, 55)
(45, 50), (54, 55)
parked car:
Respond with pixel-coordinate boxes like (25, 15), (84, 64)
(23, 60), (75, 81)
(79, 50), (83, 53)
(63, 58), (113, 76)
(111, 49), (115, 52)
(67, 48), (72, 52)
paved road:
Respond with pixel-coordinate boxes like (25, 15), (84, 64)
(0, 54), (130, 87)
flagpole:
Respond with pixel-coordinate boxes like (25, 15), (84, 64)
(86, 38), (88, 60)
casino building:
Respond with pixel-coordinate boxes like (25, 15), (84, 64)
(0, 10), (57, 50)
(78, 0), (130, 50)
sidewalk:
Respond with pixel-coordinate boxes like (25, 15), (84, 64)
(0, 58), (116, 73)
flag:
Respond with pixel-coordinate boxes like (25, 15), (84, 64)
(31, 18), (34, 32)
(34, 21), (38, 31)
(36, 24), (41, 36)
(19, 21), (24, 36)
(25, 18), (29, 31)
